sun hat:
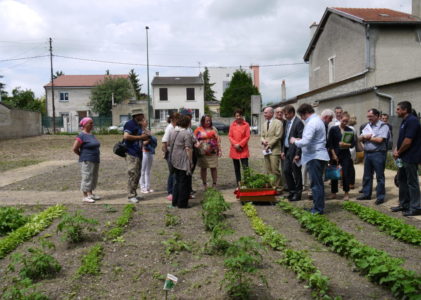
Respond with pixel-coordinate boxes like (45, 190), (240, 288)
(131, 108), (144, 117)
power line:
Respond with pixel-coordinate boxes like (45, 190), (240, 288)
(54, 54), (305, 69)
(0, 55), (49, 62)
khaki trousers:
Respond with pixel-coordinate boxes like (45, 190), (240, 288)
(264, 154), (282, 189)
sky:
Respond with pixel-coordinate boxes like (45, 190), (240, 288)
(0, 0), (412, 104)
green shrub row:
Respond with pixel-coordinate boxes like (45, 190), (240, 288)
(77, 244), (104, 276)
(278, 201), (421, 300)
(343, 201), (421, 246)
(202, 188), (231, 232)
(0, 205), (66, 259)
(103, 204), (136, 241)
(0, 207), (29, 236)
(242, 203), (337, 300)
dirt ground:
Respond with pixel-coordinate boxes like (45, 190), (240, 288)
(0, 134), (420, 299)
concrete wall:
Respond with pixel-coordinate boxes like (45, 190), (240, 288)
(377, 78), (421, 115)
(0, 105), (42, 139)
(309, 14), (366, 90)
(111, 100), (149, 126)
(368, 26), (421, 87)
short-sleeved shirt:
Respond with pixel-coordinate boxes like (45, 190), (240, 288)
(124, 119), (143, 157)
(362, 121), (389, 152)
(193, 126), (219, 155)
(169, 128), (194, 172)
(76, 132), (100, 163)
(397, 114), (421, 164)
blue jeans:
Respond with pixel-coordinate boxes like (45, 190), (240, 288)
(307, 159), (327, 214)
(362, 151), (386, 201)
(398, 162), (421, 213)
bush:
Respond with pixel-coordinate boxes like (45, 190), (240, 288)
(57, 211), (98, 243)
(0, 207), (29, 236)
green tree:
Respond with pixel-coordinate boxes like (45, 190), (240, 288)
(89, 77), (133, 116)
(220, 70), (259, 118)
(2, 87), (45, 113)
(128, 69), (142, 100)
(203, 67), (216, 102)
(53, 70), (64, 79)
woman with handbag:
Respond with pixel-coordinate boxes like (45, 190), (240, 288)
(327, 112), (355, 200)
(169, 115), (194, 208)
(72, 117), (101, 203)
(228, 109), (250, 187)
(194, 115), (222, 189)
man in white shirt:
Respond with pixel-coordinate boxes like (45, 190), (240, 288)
(290, 103), (330, 214)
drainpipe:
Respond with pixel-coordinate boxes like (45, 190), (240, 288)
(374, 87), (394, 116)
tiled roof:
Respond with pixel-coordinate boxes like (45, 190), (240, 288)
(44, 74), (129, 87)
(151, 76), (204, 86)
(332, 7), (421, 23)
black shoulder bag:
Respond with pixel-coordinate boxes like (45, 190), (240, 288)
(113, 139), (127, 157)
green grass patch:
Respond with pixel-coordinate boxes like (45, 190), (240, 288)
(0, 207), (29, 237)
(103, 204), (136, 241)
(0, 159), (43, 172)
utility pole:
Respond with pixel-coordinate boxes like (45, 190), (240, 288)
(146, 26), (151, 130)
(49, 37), (56, 133)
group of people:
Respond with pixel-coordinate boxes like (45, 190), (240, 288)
(259, 101), (421, 216)
(72, 101), (421, 216)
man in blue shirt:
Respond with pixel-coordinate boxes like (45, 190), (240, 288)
(357, 108), (390, 204)
(392, 101), (421, 216)
(123, 108), (151, 203)
(290, 103), (330, 214)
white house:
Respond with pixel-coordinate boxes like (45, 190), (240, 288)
(44, 74), (129, 131)
(151, 75), (204, 124)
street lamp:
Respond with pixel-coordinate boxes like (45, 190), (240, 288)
(146, 26), (151, 130)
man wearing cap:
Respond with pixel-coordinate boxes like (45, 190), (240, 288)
(123, 108), (150, 203)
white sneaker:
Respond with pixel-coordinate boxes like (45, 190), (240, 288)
(128, 197), (139, 203)
(147, 189), (154, 193)
(90, 194), (101, 200)
(141, 189), (149, 194)
(82, 197), (95, 203)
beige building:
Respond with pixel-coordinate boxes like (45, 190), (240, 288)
(280, 4), (421, 129)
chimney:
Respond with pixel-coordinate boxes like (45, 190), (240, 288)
(155, 72), (159, 76)
(413, 0), (421, 18)
(281, 80), (286, 101)
(250, 65), (260, 89)
(309, 22), (318, 39)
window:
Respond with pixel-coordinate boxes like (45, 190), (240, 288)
(159, 88), (168, 101)
(186, 88), (195, 100)
(328, 56), (335, 83)
(59, 92), (69, 101)
(155, 109), (177, 122)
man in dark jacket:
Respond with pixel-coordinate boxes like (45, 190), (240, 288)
(392, 101), (421, 216)
(281, 105), (304, 201)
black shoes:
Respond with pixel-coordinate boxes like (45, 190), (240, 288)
(375, 200), (384, 205)
(403, 210), (421, 217)
(391, 206), (404, 212)
(356, 196), (371, 200)
(288, 192), (302, 202)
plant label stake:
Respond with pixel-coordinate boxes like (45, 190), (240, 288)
(163, 273), (178, 299)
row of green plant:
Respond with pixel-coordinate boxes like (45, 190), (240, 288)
(201, 188), (266, 299)
(343, 201), (421, 246)
(242, 203), (337, 300)
(0, 205), (66, 259)
(278, 201), (421, 300)
(77, 244), (104, 276)
(103, 204), (136, 242)
(0, 207), (29, 236)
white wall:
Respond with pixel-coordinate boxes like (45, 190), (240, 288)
(45, 87), (95, 117)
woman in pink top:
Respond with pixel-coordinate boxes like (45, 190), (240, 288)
(228, 109), (250, 186)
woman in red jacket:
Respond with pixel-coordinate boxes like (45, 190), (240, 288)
(229, 109), (250, 187)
